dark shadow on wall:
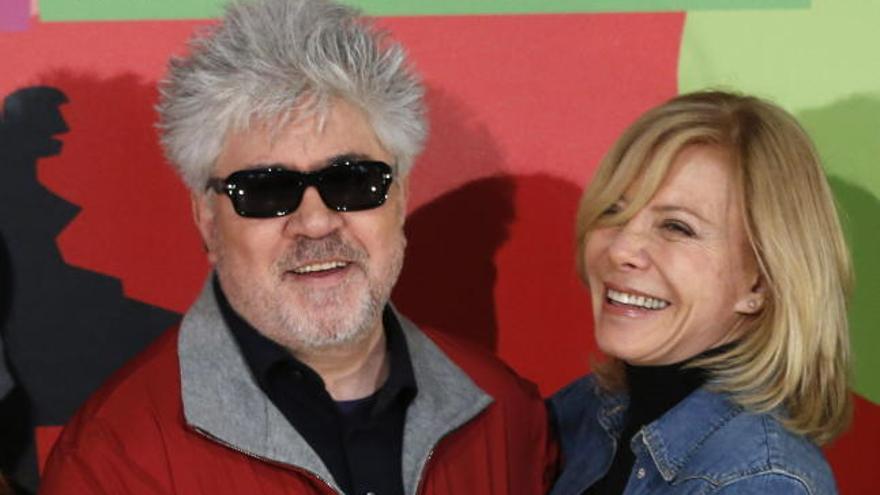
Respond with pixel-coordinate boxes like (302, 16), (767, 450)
(25, 70), (208, 314)
(393, 85), (595, 390)
(393, 86), (511, 352)
(827, 175), (880, 367)
(0, 86), (179, 493)
(395, 176), (515, 352)
(396, 170), (595, 394)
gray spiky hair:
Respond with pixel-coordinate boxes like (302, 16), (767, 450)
(157, 0), (427, 190)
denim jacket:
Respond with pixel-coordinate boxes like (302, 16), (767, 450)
(548, 374), (837, 495)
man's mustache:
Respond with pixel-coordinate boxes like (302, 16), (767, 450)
(277, 232), (367, 269)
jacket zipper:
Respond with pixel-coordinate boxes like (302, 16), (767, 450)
(411, 395), (497, 495)
(190, 425), (340, 495)
(412, 409), (484, 495)
(413, 449), (434, 495)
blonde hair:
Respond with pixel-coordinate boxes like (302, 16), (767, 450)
(577, 91), (852, 445)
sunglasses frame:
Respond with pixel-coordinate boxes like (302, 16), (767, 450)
(206, 160), (394, 218)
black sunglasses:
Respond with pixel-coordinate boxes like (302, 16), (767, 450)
(206, 160), (394, 218)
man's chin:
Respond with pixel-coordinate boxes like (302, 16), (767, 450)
(275, 296), (382, 349)
(286, 277), (363, 304)
(277, 315), (374, 351)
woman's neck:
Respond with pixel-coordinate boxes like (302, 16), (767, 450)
(624, 343), (734, 429)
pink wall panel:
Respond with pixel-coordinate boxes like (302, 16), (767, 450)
(0, 0), (28, 32)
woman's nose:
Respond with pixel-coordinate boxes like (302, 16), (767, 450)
(606, 225), (651, 271)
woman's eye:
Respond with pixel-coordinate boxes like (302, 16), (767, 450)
(662, 220), (696, 237)
(600, 203), (622, 216)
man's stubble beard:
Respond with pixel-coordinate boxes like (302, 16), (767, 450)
(214, 230), (405, 353)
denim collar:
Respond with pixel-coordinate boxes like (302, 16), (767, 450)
(552, 375), (833, 494)
(635, 387), (743, 482)
(594, 383), (744, 482)
(595, 384), (628, 440)
(548, 377), (629, 495)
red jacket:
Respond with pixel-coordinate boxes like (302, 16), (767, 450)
(40, 288), (555, 494)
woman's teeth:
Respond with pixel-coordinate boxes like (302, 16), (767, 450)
(606, 288), (669, 310)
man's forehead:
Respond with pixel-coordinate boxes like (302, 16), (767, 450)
(214, 101), (391, 175)
(232, 152), (374, 172)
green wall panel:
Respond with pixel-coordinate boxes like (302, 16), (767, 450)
(40, 0), (807, 22)
(680, 0), (880, 404)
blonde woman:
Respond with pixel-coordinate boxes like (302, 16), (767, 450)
(550, 91), (851, 494)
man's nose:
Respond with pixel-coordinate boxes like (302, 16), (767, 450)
(283, 186), (343, 238)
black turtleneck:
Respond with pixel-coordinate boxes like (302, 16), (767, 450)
(584, 350), (720, 495)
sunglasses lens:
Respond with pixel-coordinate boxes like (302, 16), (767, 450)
(319, 161), (392, 211)
(216, 162), (392, 217)
(227, 169), (303, 218)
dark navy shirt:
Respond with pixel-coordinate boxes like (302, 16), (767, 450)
(215, 281), (417, 495)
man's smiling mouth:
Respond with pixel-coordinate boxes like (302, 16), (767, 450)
(291, 260), (350, 275)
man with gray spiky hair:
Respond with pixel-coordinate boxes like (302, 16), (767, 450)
(40, 0), (554, 493)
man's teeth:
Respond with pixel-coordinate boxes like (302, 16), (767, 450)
(607, 289), (669, 310)
(293, 261), (348, 274)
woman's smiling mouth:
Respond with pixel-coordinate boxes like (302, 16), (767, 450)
(605, 287), (670, 310)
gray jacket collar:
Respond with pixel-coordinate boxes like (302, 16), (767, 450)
(179, 279), (493, 494)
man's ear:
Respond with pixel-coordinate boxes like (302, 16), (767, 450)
(734, 274), (766, 315)
(395, 172), (409, 222)
(191, 192), (218, 264)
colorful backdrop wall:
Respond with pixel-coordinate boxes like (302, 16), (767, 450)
(0, 0), (877, 492)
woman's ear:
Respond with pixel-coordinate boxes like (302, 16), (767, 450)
(734, 274), (766, 315)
